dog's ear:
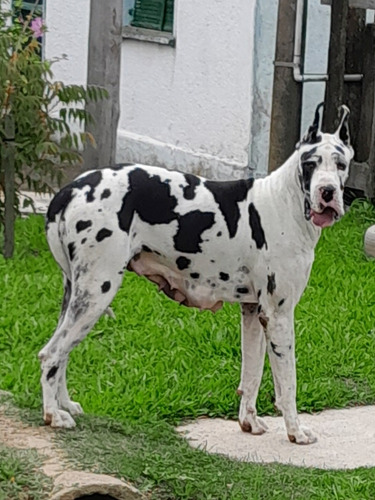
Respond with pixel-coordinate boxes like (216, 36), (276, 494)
(297, 102), (324, 148)
(334, 105), (351, 146)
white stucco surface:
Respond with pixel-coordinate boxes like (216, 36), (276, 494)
(44, 0), (90, 86)
(118, 0), (256, 179)
(42, 0), (340, 179)
(301, 2), (331, 135)
(249, 0), (278, 177)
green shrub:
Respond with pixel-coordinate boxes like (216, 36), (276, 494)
(0, 0), (107, 256)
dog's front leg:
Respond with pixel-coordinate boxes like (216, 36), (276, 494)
(238, 303), (268, 435)
(265, 311), (317, 445)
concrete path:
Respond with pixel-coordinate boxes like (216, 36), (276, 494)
(177, 406), (375, 470)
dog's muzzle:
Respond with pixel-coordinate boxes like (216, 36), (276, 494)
(309, 185), (343, 228)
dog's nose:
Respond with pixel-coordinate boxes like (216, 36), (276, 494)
(320, 185), (335, 203)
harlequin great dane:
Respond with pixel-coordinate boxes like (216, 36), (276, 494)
(39, 103), (353, 444)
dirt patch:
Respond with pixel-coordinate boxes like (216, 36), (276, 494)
(0, 395), (142, 500)
(177, 406), (375, 470)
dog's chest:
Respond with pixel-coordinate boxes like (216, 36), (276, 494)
(128, 250), (258, 312)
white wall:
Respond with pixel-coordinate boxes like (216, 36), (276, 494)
(248, 0), (278, 177)
(44, 0), (256, 180)
(44, 0), (90, 86)
(119, 0), (256, 179)
(43, 0), (337, 180)
(301, 1), (331, 135)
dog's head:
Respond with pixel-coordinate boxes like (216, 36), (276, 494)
(297, 103), (354, 228)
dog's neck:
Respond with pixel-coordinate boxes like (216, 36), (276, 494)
(263, 150), (321, 243)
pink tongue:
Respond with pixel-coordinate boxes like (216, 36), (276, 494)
(311, 208), (335, 228)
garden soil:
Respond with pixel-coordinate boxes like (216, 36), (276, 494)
(0, 395), (142, 499)
(177, 406), (375, 470)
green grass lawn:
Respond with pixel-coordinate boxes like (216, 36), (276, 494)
(0, 443), (52, 500)
(1, 200), (375, 499)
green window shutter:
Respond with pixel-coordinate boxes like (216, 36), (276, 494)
(131, 0), (166, 31)
(162, 0), (174, 32)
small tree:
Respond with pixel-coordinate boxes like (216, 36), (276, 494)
(0, 0), (108, 258)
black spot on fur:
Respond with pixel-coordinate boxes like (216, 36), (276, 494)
(81, 238), (87, 244)
(47, 186), (73, 223)
(47, 365), (58, 380)
(219, 272), (229, 281)
(68, 242), (76, 261)
(47, 171), (102, 223)
(278, 298), (285, 307)
(183, 174), (201, 200)
(61, 279), (72, 317)
(300, 161), (317, 193)
(205, 178), (254, 238)
(257, 289), (262, 298)
(96, 228), (113, 242)
(190, 272), (200, 279)
(239, 266), (250, 274)
(335, 145), (345, 155)
(236, 287), (249, 294)
(176, 256), (191, 270)
(76, 220), (92, 233)
(248, 203), (267, 250)
(101, 188), (111, 199)
(174, 210), (215, 253)
(267, 273), (276, 295)
(217, 231), (222, 237)
(270, 341), (283, 358)
(301, 147), (317, 162)
(117, 168), (178, 233)
(142, 245), (152, 253)
(71, 290), (90, 320)
(101, 281), (111, 293)
(76, 170), (102, 202)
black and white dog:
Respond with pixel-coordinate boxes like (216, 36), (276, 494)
(39, 103), (353, 444)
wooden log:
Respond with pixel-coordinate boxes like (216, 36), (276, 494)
(343, 8), (366, 150)
(2, 114), (15, 259)
(323, 0), (349, 132)
(268, 0), (303, 172)
(357, 24), (375, 163)
(82, 0), (123, 171)
(321, 0), (375, 8)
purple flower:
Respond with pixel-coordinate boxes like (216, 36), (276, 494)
(30, 17), (44, 38)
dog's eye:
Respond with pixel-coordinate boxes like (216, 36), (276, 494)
(337, 162), (346, 171)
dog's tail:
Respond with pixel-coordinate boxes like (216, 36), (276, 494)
(45, 193), (72, 281)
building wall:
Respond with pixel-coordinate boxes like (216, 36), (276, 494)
(45, 0), (256, 180)
(44, 0), (334, 180)
(119, 0), (257, 180)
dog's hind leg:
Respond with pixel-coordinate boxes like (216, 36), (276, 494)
(52, 275), (84, 416)
(238, 303), (268, 435)
(38, 266), (124, 428)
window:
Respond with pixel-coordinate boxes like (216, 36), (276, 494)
(14, 0), (44, 21)
(126, 0), (174, 33)
(13, 0), (45, 55)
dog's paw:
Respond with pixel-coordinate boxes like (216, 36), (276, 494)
(288, 426), (317, 445)
(45, 409), (76, 429)
(239, 415), (268, 435)
(61, 400), (84, 416)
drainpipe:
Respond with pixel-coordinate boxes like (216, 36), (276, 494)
(292, 0), (363, 82)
